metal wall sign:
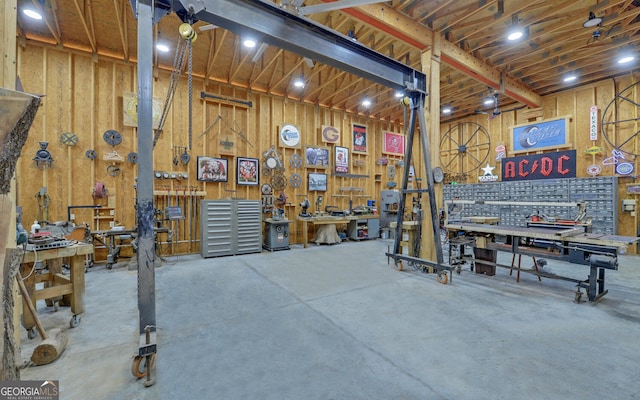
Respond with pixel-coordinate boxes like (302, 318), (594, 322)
(589, 105), (599, 141)
(512, 117), (568, 152)
(502, 150), (577, 181)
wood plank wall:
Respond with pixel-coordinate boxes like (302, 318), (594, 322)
(14, 42), (640, 256)
(15, 43), (406, 256)
(440, 73), (640, 251)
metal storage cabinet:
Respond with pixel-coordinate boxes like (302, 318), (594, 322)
(200, 200), (262, 258)
(235, 200), (262, 254)
(347, 217), (380, 240)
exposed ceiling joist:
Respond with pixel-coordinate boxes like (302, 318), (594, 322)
(346, 2), (543, 107)
(299, 0), (387, 16)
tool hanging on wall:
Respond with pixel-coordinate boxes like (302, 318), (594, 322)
(198, 115), (222, 138)
(34, 187), (50, 222)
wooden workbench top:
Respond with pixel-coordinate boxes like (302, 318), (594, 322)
(21, 243), (94, 263)
(446, 223), (640, 248)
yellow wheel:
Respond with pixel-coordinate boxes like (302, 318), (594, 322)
(394, 261), (403, 271)
(436, 272), (448, 285)
(131, 354), (156, 379)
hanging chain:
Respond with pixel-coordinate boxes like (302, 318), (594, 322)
(188, 37), (193, 151)
(154, 36), (188, 147)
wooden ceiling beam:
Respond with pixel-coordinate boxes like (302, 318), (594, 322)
(511, 14), (640, 80)
(72, 0), (97, 53)
(112, 0), (129, 61)
(437, 0), (497, 34)
(250, 47), (283, 87)
(454, 1), (536, 47)
(337, 2), (542, 107)
(32, 0), (61, 44)
(417, 0), (458, 25)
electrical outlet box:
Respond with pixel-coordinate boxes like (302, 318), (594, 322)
(622, 199), (636, 211)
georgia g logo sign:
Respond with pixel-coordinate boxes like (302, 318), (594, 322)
(322, 125), (339, 143)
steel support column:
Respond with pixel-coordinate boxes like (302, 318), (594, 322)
(136, 0), (156, 338)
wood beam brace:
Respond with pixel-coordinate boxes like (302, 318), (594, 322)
(337, 2), (543, 108)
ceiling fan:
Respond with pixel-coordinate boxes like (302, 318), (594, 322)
(475, 92), (501, 119)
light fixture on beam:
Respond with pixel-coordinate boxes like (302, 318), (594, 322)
(507, 15), (524, 41)
(361, 98), (371, 107)
(583, 12), (603, 28)
(293, 75), (305, 88)
(243, 38), (257, 48)
(441, 105), (452, 115)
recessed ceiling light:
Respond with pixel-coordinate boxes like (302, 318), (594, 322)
(563, 75), (577, 83)
(156, 43), (170, 53)
(23, 8), (43, 20)
(243, 39), (257, 48)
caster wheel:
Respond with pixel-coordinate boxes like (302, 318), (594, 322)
(107, 263), (113, 270)
(436, 273), (448, 285)
(70, 315), (81, 328)
(27, 327), (37, 340)
(132, 354), (157, 379)
(53, 301), (59, 312)
(394, 261), (403, 271)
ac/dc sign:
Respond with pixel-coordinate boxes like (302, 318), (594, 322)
(501, 150), (576, 181)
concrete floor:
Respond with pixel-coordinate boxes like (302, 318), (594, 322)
(19, 238), (640, 399)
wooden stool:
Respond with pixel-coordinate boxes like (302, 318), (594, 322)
(509, 254), (543, 282)
(400, 221), (419, 257)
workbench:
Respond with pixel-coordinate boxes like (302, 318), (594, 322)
(296, 214), (379, 248)
(20, 243), (93, 337)
(445, 222), (640, 302)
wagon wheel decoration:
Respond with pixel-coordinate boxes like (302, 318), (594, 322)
(439, 122), (490, 175)
(601, 80), (640, 158)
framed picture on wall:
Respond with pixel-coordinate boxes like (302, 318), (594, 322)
(308, 172), (327, 191)
(197, 156), (228, 182)
(236, 157), (259, 186)
(335, 146), (349, 173)
(304, 146), (330, 168)
(382, 131), (405, 156)
(352, 123), (368, 154)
